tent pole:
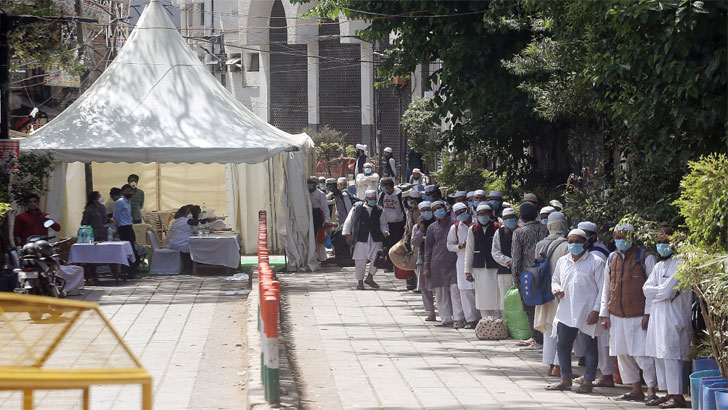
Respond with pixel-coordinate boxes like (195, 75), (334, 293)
(156, 162), (161, 211)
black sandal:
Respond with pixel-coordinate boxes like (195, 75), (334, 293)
(615, 393), (644, 402)
(646, 396), (670, 406)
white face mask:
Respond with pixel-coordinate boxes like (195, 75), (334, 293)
(130, 181), (138, 188)
(99, 196), (105, 204)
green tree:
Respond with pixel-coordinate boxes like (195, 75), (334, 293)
(3, 0), (81, 73)
(674, 153), (728, 377)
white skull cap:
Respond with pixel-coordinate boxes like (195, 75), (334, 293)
(453, 202), (468, 212)
(578, 221), (598, 232)
(476, 203), (492, 212)
(418, 201), (432, 210)
(569, 229), (588, 239)
(502, 207), (516, 217)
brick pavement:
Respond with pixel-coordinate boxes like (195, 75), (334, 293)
(72, 275), (248, 410)
(281, 268), (652, 410)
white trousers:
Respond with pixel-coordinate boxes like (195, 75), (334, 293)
(598, 341), (615, 375)
(354, 259), (377, 281)
(315, 243), (327, 262)
(480, 309), (504, 319)
(459, 288), (480, 323)
(435, 284), (464, 323)
(543, 323), (559, 366)
(655, 358), (684, 395)
(618, 354), (657, 387)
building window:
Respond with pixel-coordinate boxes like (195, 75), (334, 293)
(200, 3), (204, 25)
(247, 53), (259, 72)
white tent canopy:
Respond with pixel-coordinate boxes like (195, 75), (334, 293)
(20, 0), (316, 270)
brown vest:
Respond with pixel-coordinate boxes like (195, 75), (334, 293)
(607, 247), (648, 318)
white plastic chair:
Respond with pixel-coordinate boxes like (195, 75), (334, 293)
(147, 230), (182, 275)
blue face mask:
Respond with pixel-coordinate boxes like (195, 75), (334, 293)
(456, 212), (469, 222)
(656, 243), (673, 257)
(424, 194), (433, 202)
(477, 215), (489, 225)
(568, 242), (585, 256)
(541, 218), (548, 225)
(504, 218), (517, 230)
(472, 200), (480, 208)
(489, 200), (501, 210)
(434, 208), (447, 220)
(364, 168), (372, 175)
(367, 199), (377, 207)
(615, 239), (632, 252)
(421, 210), (433, 220)
(307, 183), (316, 190)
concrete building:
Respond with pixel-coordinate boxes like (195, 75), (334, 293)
(177, 0), (428, 180)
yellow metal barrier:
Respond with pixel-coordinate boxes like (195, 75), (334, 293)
(0, 293), (152, 409)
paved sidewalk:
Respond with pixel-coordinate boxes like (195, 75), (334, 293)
(281, 268), (652, 410)
(72, 275), (249, 410)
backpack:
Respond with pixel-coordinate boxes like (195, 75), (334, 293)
(519, 238), (566, 307)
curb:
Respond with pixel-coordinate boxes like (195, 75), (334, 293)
(246, 269), (299, 410)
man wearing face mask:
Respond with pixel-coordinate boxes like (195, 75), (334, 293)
(126, 174), (145, 224)
(577, 221), (610, 261)
(404, 190), (423, 291)
(342, 190), (389, 290)
(511, 202), (548, 349)
(318, 176), (327, 193)
(487, 190), (504, 218)
(378, 177), (406, 271)
(539, 206), (555, 226)
(642, 227), (690, 408)
(492, 207), (517, 275)
(424, 201), (463, 327)
(329, 177), (359, 267)
(599, 222), (658, 402)
(308, 176), (331, 264)
(465, 191), (475, 212)
(547, 229), (605, 393)
(356, 163), (379, 198)
(412, 201), (436, 319)
(465, 203), (512, 321)
(113, 184), (140, 277)
(422, 184), (442, 203)
(533, 212), (569, 377)
(14, 193), (62, 246)
(447, 202), (479, 329)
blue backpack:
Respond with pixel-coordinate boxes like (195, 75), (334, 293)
(520, 238), (566, 307)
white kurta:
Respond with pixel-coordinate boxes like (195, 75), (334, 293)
(599, 250), (657, 356)
(552, 252), (605, 337)
(465, 225), (512, 311)
(643, 256), (692, 360)
(309, 189), (330, 223)
(342, 203), (389, 261)
(447, 222), (474, 290)
(355, 172), (379, 198)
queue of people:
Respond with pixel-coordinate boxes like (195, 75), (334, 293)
(311, 172), (692, 407)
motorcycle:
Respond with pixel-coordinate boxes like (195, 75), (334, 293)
(14, 220), (70, 299)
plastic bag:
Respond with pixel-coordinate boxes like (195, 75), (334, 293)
(504, 285), (530, 340)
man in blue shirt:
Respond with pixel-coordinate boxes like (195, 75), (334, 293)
(113, 184), (139, 277)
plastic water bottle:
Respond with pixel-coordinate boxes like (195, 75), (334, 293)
(107, 225), (115, 242)
(201, 203), (208, 235)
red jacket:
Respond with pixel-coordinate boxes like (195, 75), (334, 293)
(14, 209), (61, 245)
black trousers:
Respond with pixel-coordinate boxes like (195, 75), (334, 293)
(117, 225), (140, 273)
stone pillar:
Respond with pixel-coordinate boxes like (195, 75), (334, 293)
(360, 42), (374, 148)
(259, 44), (270, 122)
(307, 42), (319, 132)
